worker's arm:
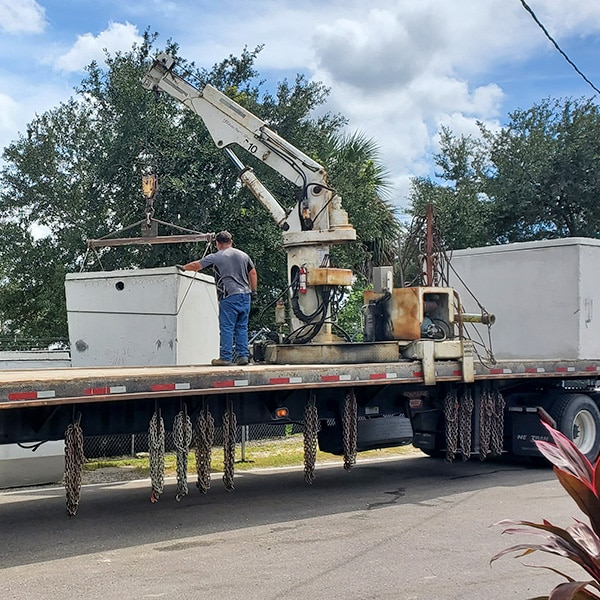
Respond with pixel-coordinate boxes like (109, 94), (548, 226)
(180, 260), (203, 272)
(248, 268), (258, 292)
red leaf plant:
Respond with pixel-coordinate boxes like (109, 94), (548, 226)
(491, 421), (600, 599)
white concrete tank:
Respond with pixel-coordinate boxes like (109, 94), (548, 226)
(65, 266), (219, 366)
(0, 350), (71, 369)
(0, 442), (65, 488)
(450, 237), (600, 360)
(0, 353), (69, 488)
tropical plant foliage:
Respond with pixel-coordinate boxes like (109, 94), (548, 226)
(492, 421), (600, 599)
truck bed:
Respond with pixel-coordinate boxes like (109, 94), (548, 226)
(2, 357), (599, 409)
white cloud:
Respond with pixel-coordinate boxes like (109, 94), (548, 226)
(0, 93), (20, 133)
(304, 0), (557, 207)
(54, 22), (143, 73)
(3, 0), (600, 216)
(0, 0), (45, 34)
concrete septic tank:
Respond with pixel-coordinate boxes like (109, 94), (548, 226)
(0, 352), (70, 488)
(65, 266), (219, 367)
(449, 237), (600, 360)
(0, 442), (65, 489)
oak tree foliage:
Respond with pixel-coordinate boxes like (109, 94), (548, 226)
(0, 31), (398, 344)
(407, 97), (600, 250)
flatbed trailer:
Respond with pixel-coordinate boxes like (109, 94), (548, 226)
(2, 355), (599, 462)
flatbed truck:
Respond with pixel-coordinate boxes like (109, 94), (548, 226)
(2, 54), (600, 514)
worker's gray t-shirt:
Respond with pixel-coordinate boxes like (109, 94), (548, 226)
(199, 247), (255, 301)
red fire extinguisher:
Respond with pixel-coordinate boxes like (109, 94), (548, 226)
(299, 266), (307, 294)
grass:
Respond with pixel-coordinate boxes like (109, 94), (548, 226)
(83, 434), (420, 479)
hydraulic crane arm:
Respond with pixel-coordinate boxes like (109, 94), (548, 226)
(142, 53), (355, 244)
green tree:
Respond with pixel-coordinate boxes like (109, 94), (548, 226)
(484, 97), (600, 241)
(0, 32), (398, 344)
(407, 126), (492, 251)
(407, 97), (600, 250)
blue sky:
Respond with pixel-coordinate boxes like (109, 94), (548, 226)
(1, 0), (600, 212)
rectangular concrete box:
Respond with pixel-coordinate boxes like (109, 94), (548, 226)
(65, 267), (219, 367)
(449, 238), (600, 360)
(0, 353), (68, 488)
(0, 442), (65, 489)
(0, 350), (71, 369)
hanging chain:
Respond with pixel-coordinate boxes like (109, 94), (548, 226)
(222, 399), (237, 491)
(64, 416), (85, 517)
(173, 407), (193, 502)
(491, 390), (506, 456)
(342, 389), (358, 471)
(443, 387), (473, 462)
(303, 393), (319, 484)
(479, 387), (506, 460)
(479, 388), (493, 460)
(443, 388), (459, 462)
(149, 410), (165, 503)
(458, 387), (473, 462)
(195, 405), (215, 494)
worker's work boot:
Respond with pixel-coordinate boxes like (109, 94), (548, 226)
(237, 356), (249, 366)
(211, 358), (232, 366)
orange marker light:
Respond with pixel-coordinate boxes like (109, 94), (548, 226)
(274, 407), (289, 419)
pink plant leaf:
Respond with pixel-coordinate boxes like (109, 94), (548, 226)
(554, 469), (600, 537)
(492, 519), (600, 580)
(536, 422), (594, 484)
(548, 579), (600, 599)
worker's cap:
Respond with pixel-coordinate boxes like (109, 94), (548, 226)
(216, 230), (233, 243)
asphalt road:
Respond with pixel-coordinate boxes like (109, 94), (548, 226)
(0, 454), (579, 599)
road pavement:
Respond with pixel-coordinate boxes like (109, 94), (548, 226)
(0, 454), (579, 599)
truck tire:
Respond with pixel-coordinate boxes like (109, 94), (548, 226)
(550, 393), (600, 462)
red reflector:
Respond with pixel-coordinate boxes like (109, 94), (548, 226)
(213, 380), (235, 388)
(8, 391), (38, 401)
(85, 387), (110, 395)
(151, 383), (176, 392)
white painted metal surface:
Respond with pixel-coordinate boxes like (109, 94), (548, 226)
(65, 266), (219, 367)
(0, 442), (64, 489)
(450, 237), (600, 360)
(0, 353), (67, 488)
(0, 351), (71, 370)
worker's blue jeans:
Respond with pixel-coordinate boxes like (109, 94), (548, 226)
(218, 293), (250, 361)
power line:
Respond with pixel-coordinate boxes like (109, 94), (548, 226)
(519, 0), (600, 95)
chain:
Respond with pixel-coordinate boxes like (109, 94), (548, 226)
(479, 388), (493, 460)
(478, 387), (506, 459)
(195, 405), (215, 494)
(491, 390), (506, 456)
(64, 416), (85, 517)
(222, 400), (237, 491)
(443, 389), (459, 462)
(458, 387), (473, 461)
(149, 410), (165, 503)
(173, 408), (193, 501)
(303, 394), (319, 484)
(343, 389), (357, 471)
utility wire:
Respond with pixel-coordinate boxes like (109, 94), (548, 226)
(519, 0), (600, 95)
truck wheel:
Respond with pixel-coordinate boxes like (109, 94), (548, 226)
(550, 393), (600, 462)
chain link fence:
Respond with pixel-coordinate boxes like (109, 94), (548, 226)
(83, 422), (305, 459)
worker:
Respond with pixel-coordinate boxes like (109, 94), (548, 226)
(179, 231), (258, 366)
